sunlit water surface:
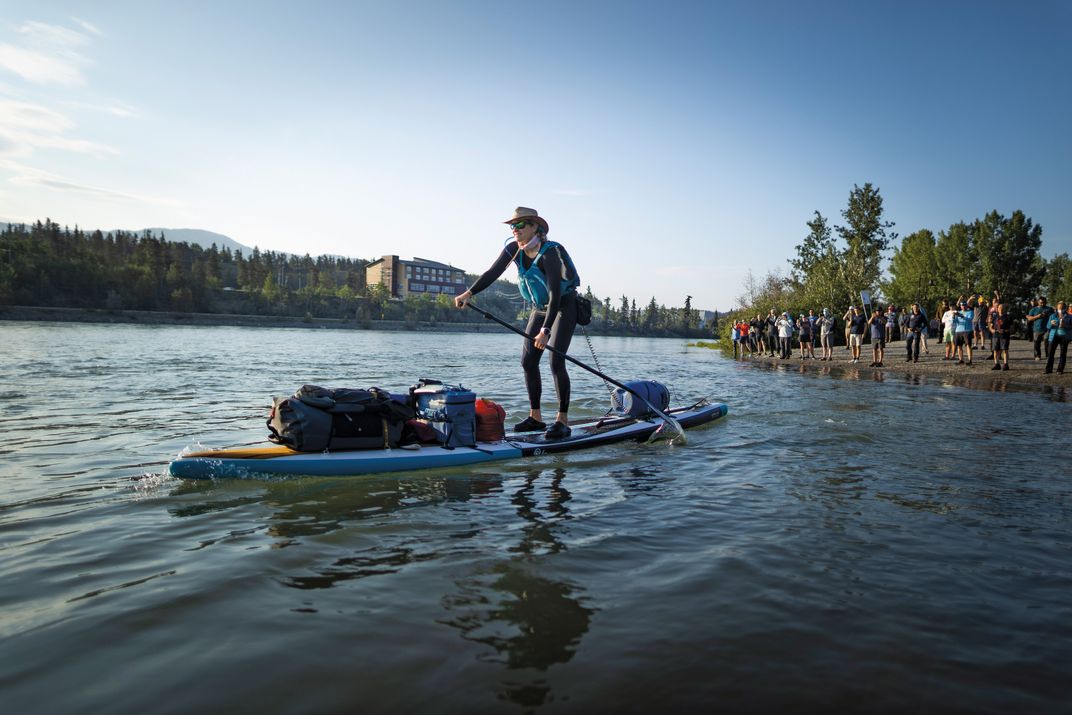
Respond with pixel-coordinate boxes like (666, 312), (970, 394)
(0, 322), (1069, 714)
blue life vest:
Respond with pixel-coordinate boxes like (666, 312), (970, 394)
(510, 238), (580, 307)
(954, 309), (973, 332)
(1048, 312), (1072, 340)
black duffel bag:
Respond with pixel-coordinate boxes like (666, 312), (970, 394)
(267, 385), (414, 452)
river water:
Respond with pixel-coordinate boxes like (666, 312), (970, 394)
(0, 322), (1069, 714)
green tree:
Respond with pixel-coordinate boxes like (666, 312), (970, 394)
(790, 210), (846, 311)
(885, 229), (937, 307)
(1042, 253), (1072, 303)
(933, 221), (975, 299)
(972, 209), (1044, 307)
(262, 273), (285, 304)
(366, 282), (390, 319)
(835, 183), (896, 304)
(643, 297), (659, 330)
(682, 295), (694, 332)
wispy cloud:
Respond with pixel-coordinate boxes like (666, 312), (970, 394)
(70, 17), (103, 37)
(12, 174), (138, 200)
(0, 100), (117, 157)
(67, 100), (140, 119)
(0, 20), (92, 85)
(3, 161), (181, 206)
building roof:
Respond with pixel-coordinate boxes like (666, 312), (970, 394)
(408, 257), (460, 270)
(365, 255), (462, 271)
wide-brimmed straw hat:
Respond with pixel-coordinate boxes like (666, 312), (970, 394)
(503, 207), (549, 235)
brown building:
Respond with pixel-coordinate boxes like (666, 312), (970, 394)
(365, 255), (467, 299)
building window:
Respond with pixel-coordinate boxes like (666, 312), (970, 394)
(411, 283), (424, 292)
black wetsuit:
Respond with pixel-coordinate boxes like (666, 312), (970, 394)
(468, 241), (578, 413)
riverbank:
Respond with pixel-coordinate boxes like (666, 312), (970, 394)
(730, 337), (1070, 391)
(0, 305), (510, 332)
(0, 304), (710, 338)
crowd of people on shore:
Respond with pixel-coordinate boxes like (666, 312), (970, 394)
(731, 293), (1072, 374)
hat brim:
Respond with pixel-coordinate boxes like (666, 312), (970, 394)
(504, 216), (549, 233)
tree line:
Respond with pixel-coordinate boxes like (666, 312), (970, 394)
(0, 220), (706, 336)
(727, 183), (1071, 337)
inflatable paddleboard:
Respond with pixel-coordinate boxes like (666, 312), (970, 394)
(168, 401), (727, 479)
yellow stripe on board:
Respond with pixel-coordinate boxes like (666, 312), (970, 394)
(184, 445), (302, 459)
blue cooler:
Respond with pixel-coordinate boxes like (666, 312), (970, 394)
(411, 380), (476, 448)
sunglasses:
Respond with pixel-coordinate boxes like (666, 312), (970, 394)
(509, 220), (532, 230)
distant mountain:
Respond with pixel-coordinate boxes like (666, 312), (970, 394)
(1, 220), (255, 255)
(138, 228), (254, 254)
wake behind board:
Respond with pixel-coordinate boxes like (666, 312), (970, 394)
(168, 402), (727, 480)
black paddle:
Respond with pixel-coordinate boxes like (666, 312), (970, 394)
(465, 302), (687, 444)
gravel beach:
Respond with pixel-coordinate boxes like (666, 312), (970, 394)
(732, 336), (1071, 391)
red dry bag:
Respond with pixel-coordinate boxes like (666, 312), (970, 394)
(474, 399), (506, 442)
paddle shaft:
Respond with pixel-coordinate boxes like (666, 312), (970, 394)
(466, 302), (677, 424)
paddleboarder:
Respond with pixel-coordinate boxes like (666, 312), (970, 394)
(455, 207), (581, 439)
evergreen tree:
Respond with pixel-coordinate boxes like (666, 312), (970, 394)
(835, 183), (896, 304)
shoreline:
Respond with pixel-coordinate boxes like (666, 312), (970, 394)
(726, 336), (1071, 392)
(0, 304), (703, 338)
(0, 305), (511, 333)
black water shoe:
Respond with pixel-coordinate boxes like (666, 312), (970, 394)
(544, 421), (571, 440)
(514, 416), (547, 433)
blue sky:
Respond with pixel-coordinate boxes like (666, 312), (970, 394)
(1, 1), (1069, 311)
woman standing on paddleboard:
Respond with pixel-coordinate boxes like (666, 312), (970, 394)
(454, 207), (581, 440)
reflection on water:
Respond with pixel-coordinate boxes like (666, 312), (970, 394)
(284, 544), (439, 591)
(443, 561), (594, 708)
(442, 467), (595, 708)
(509, 468), (571, 556)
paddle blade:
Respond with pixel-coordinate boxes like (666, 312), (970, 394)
(646, 416), (688, 445)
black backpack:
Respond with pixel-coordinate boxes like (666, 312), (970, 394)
(267, 385), (415, 452)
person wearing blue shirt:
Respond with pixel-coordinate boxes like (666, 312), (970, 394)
(797, 313), (815, 360)
(847, 306), (866, 364)
(953, 300), (974, 366)
(1043, 301), (1071, 375)
(1026, 296), (1053, 360)
(866, 307), (886, 367)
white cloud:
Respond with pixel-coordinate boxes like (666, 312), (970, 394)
(0, 100), (116, 157)
(68, 100), (140, 119)
(70, 17), (103, 37)
(0, 100), (72, 133)
(0, 20), (92, 86)
(0, 43), (82, 85)
(3, 161), (181, 207)
(11, 173), (137, 200)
